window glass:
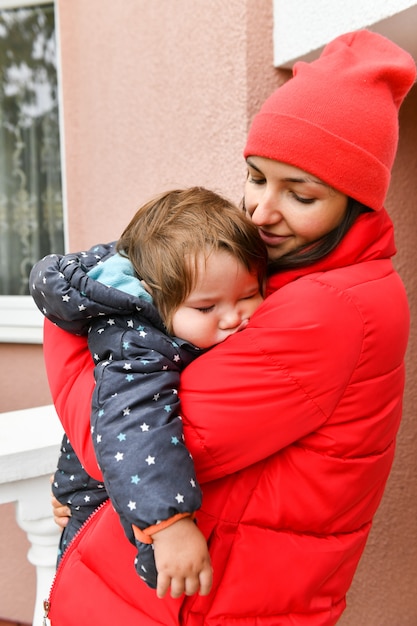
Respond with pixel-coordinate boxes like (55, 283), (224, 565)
(0, 2), (63, 296)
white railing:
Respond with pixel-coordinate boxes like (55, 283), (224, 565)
(0, 404), (63, 626)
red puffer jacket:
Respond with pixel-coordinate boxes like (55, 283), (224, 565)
(43, 208), (408, 626)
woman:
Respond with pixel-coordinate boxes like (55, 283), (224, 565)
(42, 30), (415, 625)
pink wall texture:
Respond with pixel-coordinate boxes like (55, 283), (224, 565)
(0, 1), (416, 623)
(57, 0), (279, 250)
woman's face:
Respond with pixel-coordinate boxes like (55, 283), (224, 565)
(244, 157), (349, 261)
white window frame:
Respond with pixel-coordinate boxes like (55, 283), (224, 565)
(0, 0), (67, 343)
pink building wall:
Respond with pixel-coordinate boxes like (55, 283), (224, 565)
(57, 0), (278, 250)
(0, 1), (416, 623)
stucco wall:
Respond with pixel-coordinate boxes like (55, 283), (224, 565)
(56, 0), (277, 249)
(0, 1), (416, 623)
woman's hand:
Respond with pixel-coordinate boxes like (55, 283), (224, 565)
(51, 495), (71, 529)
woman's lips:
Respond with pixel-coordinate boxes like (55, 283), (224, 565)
(258, 229), (290, 246)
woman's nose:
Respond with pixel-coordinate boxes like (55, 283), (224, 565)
(250, 195), (283, 226)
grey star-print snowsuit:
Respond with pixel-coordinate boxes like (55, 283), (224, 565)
(30, 243), (203, 587)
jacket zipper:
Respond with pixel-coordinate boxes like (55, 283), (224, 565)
(43, 498), (111, 624)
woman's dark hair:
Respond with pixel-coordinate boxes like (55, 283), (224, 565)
(265, 198), (370, 275)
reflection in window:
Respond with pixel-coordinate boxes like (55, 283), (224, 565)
(0, 3), (64, 295)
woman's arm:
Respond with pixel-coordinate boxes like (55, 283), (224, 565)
(180, 277), (363, 483)
(88, 319), (202, 529)
(43, 319), (101, 479)
(44, 277), (363, 487)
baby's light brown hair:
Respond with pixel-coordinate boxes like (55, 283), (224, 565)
(116, 187), (267, 332)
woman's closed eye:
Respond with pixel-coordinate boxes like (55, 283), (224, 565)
(292, 192), (316, 205)
(247, 174), (266, 185)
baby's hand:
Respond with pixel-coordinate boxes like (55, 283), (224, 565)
(152, 516), (212, 599)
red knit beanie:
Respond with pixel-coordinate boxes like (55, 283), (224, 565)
(244, 30), (416, 210)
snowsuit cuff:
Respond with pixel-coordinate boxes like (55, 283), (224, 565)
(132, 512), (196, 544)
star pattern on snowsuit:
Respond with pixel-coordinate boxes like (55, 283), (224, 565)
(30, 242), (204, 588)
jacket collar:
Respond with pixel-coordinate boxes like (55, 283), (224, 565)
(266, 208), (396, 295)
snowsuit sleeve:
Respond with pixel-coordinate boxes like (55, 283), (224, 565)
(29, 242), (127, 335)
(88, 313), (202, 532)
(52, 435), (108, 563)
(87, 313), (202, 588)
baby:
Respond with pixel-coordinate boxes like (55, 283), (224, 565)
(30, 186), (267, 597)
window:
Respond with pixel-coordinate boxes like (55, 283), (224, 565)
(0, 0), (64, 342)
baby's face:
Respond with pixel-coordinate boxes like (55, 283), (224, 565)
(171, 249), (263, 349)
